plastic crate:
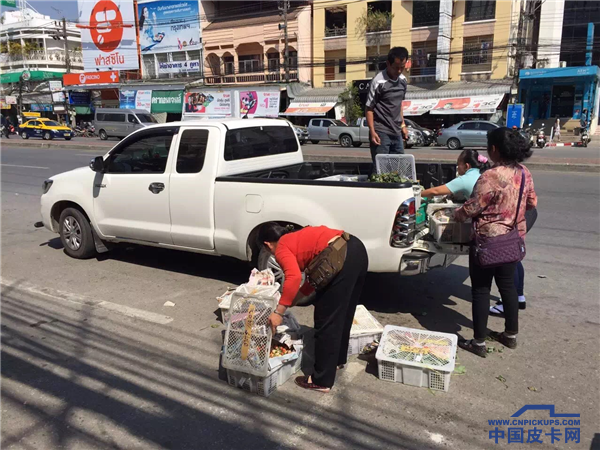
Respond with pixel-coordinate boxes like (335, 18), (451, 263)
(348, 305), (384, 355)
(376, 325), (457, 392)
(227, 350), (303, 397)
(317, 174), (369, 182)
(222, 293), (277, 376)
(430, 215), (472, 244)
(375, 154), (416, 180)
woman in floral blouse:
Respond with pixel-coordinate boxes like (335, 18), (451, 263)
(454, 127), (537, 357)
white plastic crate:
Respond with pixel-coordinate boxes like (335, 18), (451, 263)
(375, 154), (416, 180)
(376, 325), (458, 392)
(347, 305), (384, 356)
(219, 284), (281, 324)
(430, 214), (472, 244)
(222, 292), (277, 376)
(227, 350), (303, 397)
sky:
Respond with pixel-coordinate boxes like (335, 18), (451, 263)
(27, 0), (79, 20)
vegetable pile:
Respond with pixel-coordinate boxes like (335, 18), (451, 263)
(369, 172), (414, 184)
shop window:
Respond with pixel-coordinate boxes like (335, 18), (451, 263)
(325, 6), (347, 37)
(465, 0), (496, 22)
(462, 35), (493, 72)
(411, 41), (437, 77)
(412, 1), (440, 28)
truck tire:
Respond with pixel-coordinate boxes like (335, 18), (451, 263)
(447, 138), (461, 150)
(340, 134), (353, 148)
(353, 142), (362, 148)
(256, 247), (314, 306)
(58, 207), (96, 259)
(311, 140), (319, 144)
(99, 129), (108, 140)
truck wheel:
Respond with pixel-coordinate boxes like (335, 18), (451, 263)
(99, 129), (108, 140)
(311, 140), (319, 144)
(340, 134), (353, 148)
(353, 142), (362, 148)
(447, 138), (461, 150)
(59, 207), (96, 259)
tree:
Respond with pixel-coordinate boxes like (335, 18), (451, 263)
(0, 42), (7, 54)
(23, 41), (40, 56)
(339, 84), (363, 125)
(8, 42), (22, 57)
(355, 6), (394, 68)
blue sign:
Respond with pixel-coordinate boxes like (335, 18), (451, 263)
(69, 92), (91, 105)
(487, 405), (580, 445)
(30, 104), (53, 112)
(506, 104), (524, 129)
(520, 65), (600, 79)
(119, 90), (136, 109)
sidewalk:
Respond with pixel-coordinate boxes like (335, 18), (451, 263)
(2, 137), (599, 172)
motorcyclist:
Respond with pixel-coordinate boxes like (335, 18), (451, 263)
(580, 109), (589, 145)
(1, 115), (9, 139)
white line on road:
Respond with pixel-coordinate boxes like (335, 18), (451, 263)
(0, 164), (49, 170)
(0, 279), (173, 325)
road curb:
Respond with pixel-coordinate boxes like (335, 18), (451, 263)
(3, 139), (598, 173)
(303, 154), (600, 173)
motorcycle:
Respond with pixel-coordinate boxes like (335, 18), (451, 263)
(581, 127), (590, 147)
(536, 124), (547, 148)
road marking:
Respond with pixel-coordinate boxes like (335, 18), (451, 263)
(0, 279), (173, 325)
(278, 362), (363, 450)
(0, 164), (49, 170)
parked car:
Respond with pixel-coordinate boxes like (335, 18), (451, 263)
(436, 121), (499, 149)
(20, 118), (72, 141)
(37, 119), (463, 281)
(328, 117), (424, 149)
(404, 119), (436, 146)
(293, 124), (309, 144)
(94, 108), (157, 140)
(307, 118), (346, 144)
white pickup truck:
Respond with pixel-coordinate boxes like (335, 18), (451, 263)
(38, 119), (465, 281)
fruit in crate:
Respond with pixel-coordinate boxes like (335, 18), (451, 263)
(270, 343), (293, 358)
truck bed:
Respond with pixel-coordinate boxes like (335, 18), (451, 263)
(216, 160), (456, 189)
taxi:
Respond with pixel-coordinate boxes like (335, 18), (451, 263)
(20, 118), (72, 140)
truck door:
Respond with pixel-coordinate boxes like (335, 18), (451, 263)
(93, 126), (178, 243)
(168, 126), (217, 250)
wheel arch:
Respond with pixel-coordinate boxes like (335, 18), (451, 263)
(245, 220), (303, 263)
(50, 201), (92, 231)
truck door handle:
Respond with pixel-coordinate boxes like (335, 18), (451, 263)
(148, 182), (165, 194)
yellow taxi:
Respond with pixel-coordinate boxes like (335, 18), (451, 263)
(20, 118), (72, 140)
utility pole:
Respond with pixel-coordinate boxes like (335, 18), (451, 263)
(510, 0), (525, 104)
(62, 18), (71, 74)
(279, 0), (290, 83)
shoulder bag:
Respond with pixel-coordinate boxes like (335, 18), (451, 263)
(473, 169), (526, 268)
(306, 232), (350, 290)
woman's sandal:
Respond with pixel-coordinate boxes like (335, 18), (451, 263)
(337, 364), (345, 370)
(488, 331), (518, 349)
(458, 339), (487, 358)
(294, 376), (331, 393)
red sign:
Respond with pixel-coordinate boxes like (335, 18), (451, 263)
(63, 71), (119, 86)
(90, 0), (123, 53)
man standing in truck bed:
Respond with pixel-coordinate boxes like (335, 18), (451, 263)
(366, 46), (410, 162)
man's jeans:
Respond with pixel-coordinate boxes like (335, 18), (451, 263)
(370, 132), (404, 164)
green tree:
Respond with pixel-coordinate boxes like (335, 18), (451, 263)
(339, 84), (363, 125)
(23, 41), (40, 56)
(355, 6), (394, 67)
(8, 42), (22, 57)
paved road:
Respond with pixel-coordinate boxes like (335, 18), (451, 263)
(1, 146), (599, 449)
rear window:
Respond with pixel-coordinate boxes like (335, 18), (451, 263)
(137, 114), (157, 123)
(224, 126), (298, 161)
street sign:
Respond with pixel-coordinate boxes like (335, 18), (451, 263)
(49, 80), (63, 92)
(63, 71), (120, 86)
(507, 104), (524, 129)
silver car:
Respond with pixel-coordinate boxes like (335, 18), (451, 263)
(437, 121), (499, 150)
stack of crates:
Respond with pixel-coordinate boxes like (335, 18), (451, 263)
(222, 291), (302, 397)
(347, 305), (384, 355)
(376, 325), (457, 392)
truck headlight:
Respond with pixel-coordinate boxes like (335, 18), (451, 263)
(42, 179), (53, 194)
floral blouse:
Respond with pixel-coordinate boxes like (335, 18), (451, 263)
(454, 164), (537, 238)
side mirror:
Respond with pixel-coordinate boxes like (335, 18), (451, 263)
(90, 156), (104, 172)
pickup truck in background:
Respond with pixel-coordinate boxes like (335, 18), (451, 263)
(306, 118), (347, 144)
(38, 119), (463, 285)
(328, 118), (424, 148)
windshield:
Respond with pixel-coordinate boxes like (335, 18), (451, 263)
(43, 121), (61, 127)
(136, 114), (157, 123)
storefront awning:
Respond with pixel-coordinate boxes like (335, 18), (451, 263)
(0, 70), (64, 84)
(281, 102), (336, 116)
(519, 65), (600, 80)
(402, 94), (505, 116)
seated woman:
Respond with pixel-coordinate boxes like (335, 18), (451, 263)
(421, 149), (490, 201)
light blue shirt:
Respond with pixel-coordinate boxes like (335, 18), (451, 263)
(445, 168), (481, 200)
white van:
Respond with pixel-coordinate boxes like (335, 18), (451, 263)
(94, 108), (157, 140)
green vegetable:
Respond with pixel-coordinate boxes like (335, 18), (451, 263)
(454, 365), (466, 375)
(369, 172), (415, 184)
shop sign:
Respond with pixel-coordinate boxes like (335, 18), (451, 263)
(184, 91), (231, 116)
(402, 99), (439, 116)
(30, 104), (53, 112)
(157, 60), (200, 74)
(49, 80), (63, 92)
(69, 92), (92, 105)
(151, 90), (183, 113)
(430, 94), (505, 115)
(137, 0), (202, 55)
(282, 102), (336, 116)
(63, 71), (119, 86)
(77, 0), (139, 71)
(52, 92), (66, 103)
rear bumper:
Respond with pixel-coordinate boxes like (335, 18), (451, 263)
(400, 250), (460, 276)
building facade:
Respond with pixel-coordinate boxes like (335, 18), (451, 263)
(200, 1), (312, 85)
